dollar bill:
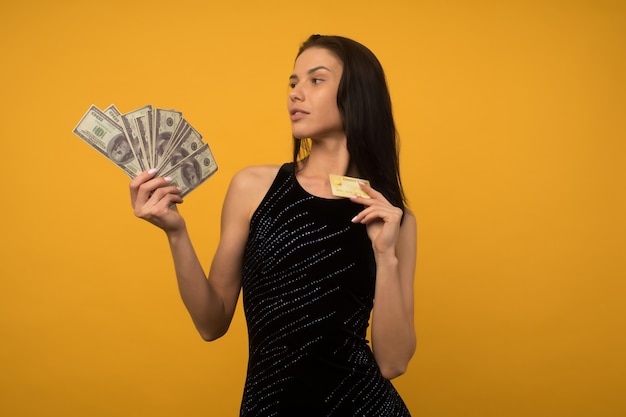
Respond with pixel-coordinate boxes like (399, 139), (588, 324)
(120, 105), (153, 170)
(161, 143), (218, 197)
(73, 105), (142, 178)
(103, 104), (122, 125)
(157, 124), (203, 174)
(158, 118), (189, 163)
(73, 104), (217, 196)
(153, 108), (183, 169)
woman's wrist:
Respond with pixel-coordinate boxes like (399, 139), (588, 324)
(165, 221), (189, 243)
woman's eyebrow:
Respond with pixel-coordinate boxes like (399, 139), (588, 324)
(307, 65), (331, 74)
(289, 66), (332, 80)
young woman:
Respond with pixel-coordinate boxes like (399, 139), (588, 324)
(130, 34), (417, 416)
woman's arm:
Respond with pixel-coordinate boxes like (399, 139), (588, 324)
(350, 185), (417, 379)
(165, 173), (250, 340)
(370, 212), (417, 379)
(130, 168), (266, 341)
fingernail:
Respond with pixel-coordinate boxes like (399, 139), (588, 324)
(351, 216), (358, 223)
(164, 176), (172, 182)
(148, 168), (157, 174)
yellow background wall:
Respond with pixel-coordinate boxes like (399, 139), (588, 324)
(1, 0), (624, 416)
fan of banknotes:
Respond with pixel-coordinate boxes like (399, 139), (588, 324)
(72, 104), (218, 197)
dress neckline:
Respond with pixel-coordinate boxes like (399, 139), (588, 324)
(286, 163), (353, 203)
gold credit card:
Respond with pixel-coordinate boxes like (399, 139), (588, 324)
(329, 174), (371, 198)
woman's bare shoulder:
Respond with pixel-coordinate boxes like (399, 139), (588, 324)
(402, 207), (417, 230)
(226, 164), (283, 219)
(231, 164), (282, 189)
(403, 207), (416, 222)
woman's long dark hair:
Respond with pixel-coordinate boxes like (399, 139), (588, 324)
(293, 34), (407, 213)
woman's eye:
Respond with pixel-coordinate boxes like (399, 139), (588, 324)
(312, 78), (323, 84)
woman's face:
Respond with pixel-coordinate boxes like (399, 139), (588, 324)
(288, 47), (344, 141)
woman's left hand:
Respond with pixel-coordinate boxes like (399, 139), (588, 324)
(350, 183), (403, 256)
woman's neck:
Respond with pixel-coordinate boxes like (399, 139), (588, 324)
(298, 138), (357, 177)
(295, 138), (359, 198)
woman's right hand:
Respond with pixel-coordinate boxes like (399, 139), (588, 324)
(130, 169), (185, 233)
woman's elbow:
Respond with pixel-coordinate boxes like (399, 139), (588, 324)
(379, 362), (408, 380)
(197, 324), (229, 342)
(199, 332), (221, 342)
(377, 340), (416, 379)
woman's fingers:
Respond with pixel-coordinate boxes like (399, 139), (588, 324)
(352, 204), (402, 225)
(130, 170), (180, 209)
(348, 182), (403, 253)
(349, 182), (399, 223)
(356, 181), (383, 199)
(137, 184), (182, 214)
(128, 169), (186, 233)
(130, 170), (183, 215)
(130, 169), (158, 208)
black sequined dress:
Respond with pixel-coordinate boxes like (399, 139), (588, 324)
(240, 163), (411, 416)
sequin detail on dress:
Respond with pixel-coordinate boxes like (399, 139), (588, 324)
(241, 163), (411, 416)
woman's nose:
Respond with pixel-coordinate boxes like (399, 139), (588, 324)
(289, 86), (303, 102)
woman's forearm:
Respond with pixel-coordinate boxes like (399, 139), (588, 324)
(371, 253), (416, 379)
(166, 227), (231, 341)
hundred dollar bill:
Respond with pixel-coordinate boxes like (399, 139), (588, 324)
(161, 142), (218, 197)
(329, 174), (371, 198)
(72, 105), (141, 178)
(120, 105), (153, 170)
(158, 118), (189, 163)
(153, 108), (183, 169)
(157, 124), (204, 174)
(103, 104), (122, 126)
